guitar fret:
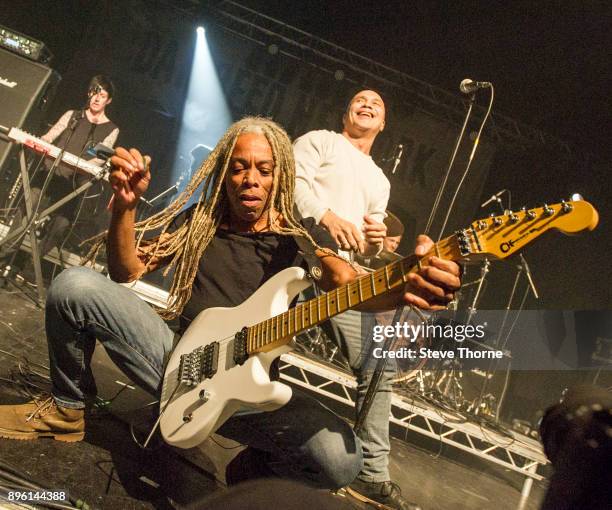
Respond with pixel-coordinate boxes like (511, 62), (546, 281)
(276, 314), (280, 341)
(299, 303), (304, 330)
(326, 294), (330, 318)
(346, 283), (351, 307)
(284, 311), (288, 337)
(384, 265), (390, 289)
(401, 260), (408, 282)
(336, 287), (341, 314)
(282, 311), (286, 337)
(370, 273), (377, 296)
(358, 278), (363, 302)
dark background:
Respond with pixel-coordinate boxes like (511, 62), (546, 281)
(1, 0), (610, 309)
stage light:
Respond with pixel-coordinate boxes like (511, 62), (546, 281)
(267, 44), (279, 55)
(334, 69), (345, 81)
(172, 27), (231, 205)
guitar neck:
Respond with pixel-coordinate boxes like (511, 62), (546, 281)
(246, 235), (460, 354)
(244, 198), (599, 355)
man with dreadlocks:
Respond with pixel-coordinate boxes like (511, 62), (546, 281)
(0, 117), (460, 493)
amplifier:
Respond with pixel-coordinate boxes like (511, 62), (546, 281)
(0, 25), (52, 63)
(0, 48), (59, 180)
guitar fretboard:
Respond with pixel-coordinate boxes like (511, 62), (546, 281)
(246, 235), (459, 353)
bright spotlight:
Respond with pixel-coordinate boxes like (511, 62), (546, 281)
(172, 24), (231, 207)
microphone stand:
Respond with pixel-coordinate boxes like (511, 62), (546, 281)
(354, 304), (405, 434)
(424, 92), (476, 235)
(391, 145), (403, 175)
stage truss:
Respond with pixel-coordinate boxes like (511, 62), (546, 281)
(279, 351), (547, 510)
(204, 0), (570, 154)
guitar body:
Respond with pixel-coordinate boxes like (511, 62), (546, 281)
(160, 266), (311, 448)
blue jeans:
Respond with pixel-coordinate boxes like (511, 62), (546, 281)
(328, 310), (395, 483)
(45, 266), (362, 489)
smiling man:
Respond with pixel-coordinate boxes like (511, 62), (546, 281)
(294, 91), (423, 510)
(294, 89), (389, 258)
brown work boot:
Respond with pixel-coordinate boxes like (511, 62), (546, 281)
(0, 396), (84, 442)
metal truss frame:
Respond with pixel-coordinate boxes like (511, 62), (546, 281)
(205, 1), (570, 154)
(279, 351), (547, 510)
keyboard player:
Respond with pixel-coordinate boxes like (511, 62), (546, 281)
(1, 75), (119, 281)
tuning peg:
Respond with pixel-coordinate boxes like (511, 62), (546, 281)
(477, 220), (487, 230)
(493, 217), (503, 226)
(561, 200), (573, 213)
(543, 204), (554, 216)
(507, 212), (519, 223)
(526, 210), (536, 220)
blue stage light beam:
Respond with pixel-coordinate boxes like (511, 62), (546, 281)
(172, 26), (231, 202)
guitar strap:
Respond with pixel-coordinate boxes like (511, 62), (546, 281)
(292, 234), (322, 282)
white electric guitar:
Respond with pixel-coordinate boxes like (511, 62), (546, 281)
(160, 200), (599, 448)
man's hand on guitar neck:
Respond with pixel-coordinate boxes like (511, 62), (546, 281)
(317, 233), (461, 312)
(404, 234), (461, 311)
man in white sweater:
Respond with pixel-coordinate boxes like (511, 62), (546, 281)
(294, 90), (422, 510)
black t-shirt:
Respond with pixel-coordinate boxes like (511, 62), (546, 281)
(169, 206), (337, 332)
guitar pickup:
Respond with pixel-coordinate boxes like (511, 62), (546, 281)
(200, 342), (219, 380)
(233, 327), (249, 366)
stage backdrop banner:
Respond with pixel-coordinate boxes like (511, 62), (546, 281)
(386, 111), (496, 247)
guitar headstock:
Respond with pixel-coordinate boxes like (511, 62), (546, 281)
(451, 199), (599, 262)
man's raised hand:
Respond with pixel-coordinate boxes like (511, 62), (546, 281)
(109, 147), (151, 210)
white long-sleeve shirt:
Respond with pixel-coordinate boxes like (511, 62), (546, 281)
(294, 129), (390, 231)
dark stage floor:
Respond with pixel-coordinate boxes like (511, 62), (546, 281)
(0, 283), (548, 510)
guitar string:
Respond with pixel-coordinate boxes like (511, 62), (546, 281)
(183, 242), (456, 363)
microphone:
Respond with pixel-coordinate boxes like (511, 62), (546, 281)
(460, 79), (492, 94)
(480, 189), (506, 208)
(391, 144), (403, 174)
(88, 85), (103, 98)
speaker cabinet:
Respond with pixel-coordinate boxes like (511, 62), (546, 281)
(0, 47), (60, 174)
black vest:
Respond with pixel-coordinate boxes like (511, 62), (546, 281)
(54, 112), (117, 160)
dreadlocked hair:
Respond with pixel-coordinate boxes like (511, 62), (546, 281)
(84, 116), (341, 320)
